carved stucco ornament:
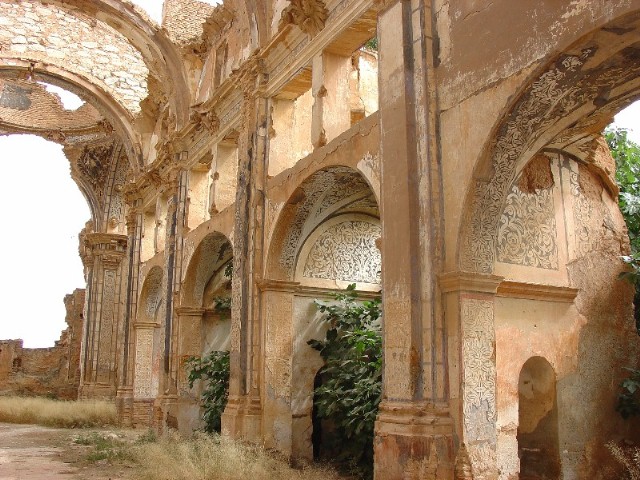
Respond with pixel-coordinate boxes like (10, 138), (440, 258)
(190, 106), (220, 134)
(279, 0), (328, 37)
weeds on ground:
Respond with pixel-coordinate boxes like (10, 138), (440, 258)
(73, 431), (133, 463)
(131, 431), (343, 480)
(0, 396), (117, 428)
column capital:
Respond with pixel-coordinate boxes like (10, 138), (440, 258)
(85, 232), (128, 267)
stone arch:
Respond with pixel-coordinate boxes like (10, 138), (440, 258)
(0, 0), (190, 128)
(0, 61), (142, 171)
(262, 165), (380, 460)
(138, 266), (164, 324)
(517, 356), (560, 480)
(181, 232), (234, 309)
(266, 165), (380, 282)
(458, 11), (640, 274)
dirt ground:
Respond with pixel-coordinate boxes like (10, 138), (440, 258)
(0, 423), (135, 480)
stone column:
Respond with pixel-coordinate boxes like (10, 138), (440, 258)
(79, 232), (128, 399)
(175, 306), (205, 434)
(221, 64), (269, 442)
(116, 199), (143, 426)
(374, 0), (454, 477)
(440, 272), (502, 480)
(311, 51), (352, 148)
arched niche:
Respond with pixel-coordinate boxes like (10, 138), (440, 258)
(133, 266), (164, 403)
(517, 356), (560, 480)
(180, 231), (233, 355)
(267, 165), (380, 282)
(262, 165), (380, 461)
(458, 11), (640, 275)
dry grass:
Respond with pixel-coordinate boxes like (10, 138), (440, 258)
(132, 432), (343, 480)
(0, 396), (117, 428)
(607, 441), (640, 480)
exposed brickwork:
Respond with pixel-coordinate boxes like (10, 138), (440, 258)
(0, 79), (102, 132)
(0, 290), (85, 400)
(163, 0), (218, 48)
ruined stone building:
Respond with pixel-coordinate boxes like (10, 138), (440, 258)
(1, 0), (640, 477)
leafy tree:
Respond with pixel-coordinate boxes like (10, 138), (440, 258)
(185, 351), (230, 433)
(605, 127), (640, 254)
(308, 284), (382, 479)
(605, 127), (640, 333)
(606, 127), (640, 417)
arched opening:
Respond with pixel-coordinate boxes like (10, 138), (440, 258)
(517, 357), (560, 480)
(177, 231), (233, 433)
(455, 12), (640, 478)
(264, 165), (381, 468)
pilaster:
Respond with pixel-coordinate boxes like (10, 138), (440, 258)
(440, 272), (504, 479)
(221, 60), (269, 442)
(79, 232), (128, 400)
(374, 0), (454, 477)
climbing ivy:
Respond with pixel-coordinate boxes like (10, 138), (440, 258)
(185, 351), (230, 433)
(308, 284), (382, 479)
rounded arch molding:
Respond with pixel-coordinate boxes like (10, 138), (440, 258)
(0, 62), (143, 171)
(181, 232), (233, 308)
(266, 164), (380, 282)
(0, 0), (190, 128)
(458, 10), (640, 274)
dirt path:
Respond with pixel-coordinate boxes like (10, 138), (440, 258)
(0, 423), (132, 480)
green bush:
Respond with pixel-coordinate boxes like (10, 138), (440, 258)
(185, 351), (230, 433)
(308, 284), (382, 479)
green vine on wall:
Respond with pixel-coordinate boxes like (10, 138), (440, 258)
(185, 351), (230, 433)
(308, 284), (382, 479)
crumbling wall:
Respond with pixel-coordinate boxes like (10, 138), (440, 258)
(0, 289), (85, 400)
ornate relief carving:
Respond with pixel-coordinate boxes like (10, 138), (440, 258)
(496, 182), (558, 269)
(461, 299), (496, 441)
(77, 142), (114, 191)
(108, 152), (129, 229)
(190, 106), (220, 134)
(279, 0), (328, 37)
(461, 40), (640, 273)
(278, 167), (379, 278)
(97, 269), (116, 374)
(134, 328), (154, 398)
(302, 220), (381, 283)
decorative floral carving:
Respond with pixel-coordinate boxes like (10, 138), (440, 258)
(461, 299), (496, 442)
(134, 328), (154, 398)
(302, 220), (381, 283)
(496, 182), (558, 269)
(461, 36), (640, 273)
(279, 0), (328, 37)
(277, 167), (378, 278)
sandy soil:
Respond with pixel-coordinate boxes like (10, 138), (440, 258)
(0, 423), (135, 480)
